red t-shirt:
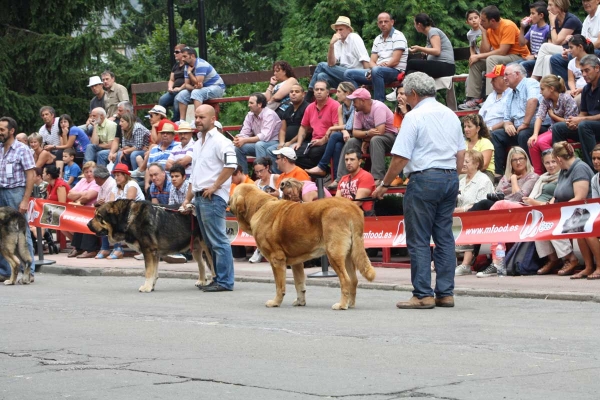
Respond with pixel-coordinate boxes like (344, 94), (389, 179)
(47, 178), (71, 202)
(337, 168), (375, 212)
(300, 97), (339, 140)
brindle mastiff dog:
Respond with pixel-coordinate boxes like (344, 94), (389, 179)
(88, 199), (215, 292)
(0, 206), (33, 285)
(230, 184), (376, 310)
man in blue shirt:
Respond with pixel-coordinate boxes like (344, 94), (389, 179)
(148, 163), (172, 205)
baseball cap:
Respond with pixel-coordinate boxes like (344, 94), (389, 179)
(214, 120), (223, 130)
(272, 147), (297, 161)
(485, 64), (506, 78)
(87, 76), (102, 87)
(146, 105), (167, 118)
(346, 88), (372, 100)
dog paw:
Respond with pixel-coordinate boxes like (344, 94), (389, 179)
(292, 299), (306, 306)
(4, 280), (15, 286)
(331, 302), (348, 310)
(138, 285), (154, 293)
(265, 300), (281, 308)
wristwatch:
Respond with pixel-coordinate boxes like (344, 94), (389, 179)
(379, 181), (391, 188)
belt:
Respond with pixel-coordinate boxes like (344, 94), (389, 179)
(409, 168), (456, 178)
(195, 189), (206, 197)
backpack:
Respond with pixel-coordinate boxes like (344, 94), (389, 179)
(504, 241), (542, 276)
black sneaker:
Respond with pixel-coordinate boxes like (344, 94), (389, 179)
(203, 284), (230, 292)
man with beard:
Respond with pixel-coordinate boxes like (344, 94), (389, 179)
(335, 147), (376, 216)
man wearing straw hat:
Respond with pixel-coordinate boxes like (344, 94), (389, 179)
(306, 16), (370, 102)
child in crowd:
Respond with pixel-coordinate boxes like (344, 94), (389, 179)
(168, 164), (189, 206)
(567, 34), (596, 107)
(62, 148), (81, 187)
(466, 9), (482, 57)
(518, 2), (551, 77)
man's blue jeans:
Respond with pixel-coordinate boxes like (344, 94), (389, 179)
(0, 187), (36, 277)
(159, 91), (180, 122)
(193, 193), (234, 290)
(85, 144), (106, 164)
(316, 131), (344, 178)
(309, 62), (348, 89)
(235, 140), (278, 174)
(403, 169), (458, 299)
(552, 120), (600, 169)
(344, 66), (400, 102)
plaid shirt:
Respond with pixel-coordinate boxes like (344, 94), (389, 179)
(0, 140), (36, 188)
(168, 179), (189, 205)
(122, 122), (150, 150)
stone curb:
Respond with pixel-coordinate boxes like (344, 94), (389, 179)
(39, 265), (600, 303)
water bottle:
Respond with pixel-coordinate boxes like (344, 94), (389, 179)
(494, 243), (506, 277)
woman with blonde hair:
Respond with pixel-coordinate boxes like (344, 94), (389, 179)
(279, 178), (332, 203)
(28, 133), (56, 169)
(527, 74), (578, 174)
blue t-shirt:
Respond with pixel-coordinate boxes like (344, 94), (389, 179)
(150, 178), (172, 205)
(184, 58), (226, 89)
(69, 126), (91, 153)
(63, 163), (81, 187)
(525, 24), (551, 55)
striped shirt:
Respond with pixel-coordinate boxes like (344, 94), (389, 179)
(168, 179), (189, 205)
(149, 140), (179, 166)
(372, 28), (408, 71)
(167, 139), (194, 176)
(238, 107), (282, 142)
(184, 58), (225, 89)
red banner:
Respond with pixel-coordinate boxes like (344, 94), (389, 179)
(28, 198), (600, 247)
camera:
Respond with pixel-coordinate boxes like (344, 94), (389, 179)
(486, 191), (505, 202)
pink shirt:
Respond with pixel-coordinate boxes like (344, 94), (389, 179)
(71, 178), (100, 206)
(302, 181), (332, 198)
(354, 100), (398, 135)
(300, 97), (339, 140)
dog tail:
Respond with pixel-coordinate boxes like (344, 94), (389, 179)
(351, 220), (376, 282)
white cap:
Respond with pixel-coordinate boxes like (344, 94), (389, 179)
(88, 76), (102, 87)
(214, 120), (223, 130)
(272, 147), (297, 161)
(147, 105), (167, 118)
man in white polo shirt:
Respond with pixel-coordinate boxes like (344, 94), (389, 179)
(181, 105), (237, 292)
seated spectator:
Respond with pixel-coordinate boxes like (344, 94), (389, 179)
(273, 147), (310, 189)
(335, 147), (376, 216)
(267, 84), (308, 172)
(549, 141), (593, 278)
(84, 107), (118, 165)
(29, 133), (56, 169)
(280, 178), (332, 202)
(107, 163), (145, 259)
(87, 75), (106, 114)
(406, 13), (455, 78)
(552, 54), (600, 169)
(132, 124), (179, 184)
(67, 162), (101, 258)
(118, 112), (150, 170)
(253, 157), (279, 194)
(579, 144), (600, 280)
(292, 80), (339, 170)
(307, 16), (369, 101)
(527, 74), (579, 174)
(44, 165), (70, 202)
(479, 65), (512, 130)
(306, 81), (356, 183)
(460, 6), (530, 109)
(162, 163), (191, 264)
(174, 47), (226, 123)
(102, 70), (130, 120)
(454, 150), (495, 275)
(230, 165), (254, 188)
(165, 121), (195, 177)
(549, 0), (600, 81)
(159, 44), (187, 122)
(148, 163), (172, 204)
(265, 61), (298, 118)
(52, 114), (91, 157)
(344, 12), (408, 102)
(491, 63), (548, 175)
(336, 88), (398, 186)
(148, 105), (178, 144)
(102, 101), (135, 167)
(531, 0), (581, 80)
(234, 92), (282, 174)
(61, 148), (81, 187)
(92, 166), (116, 259)
(16, 132), (29, 146)
(517, 2), (551, 77)
(463, 114), (495, 181)
(38, 106), (61, 148)
(566, 35), (596, 107)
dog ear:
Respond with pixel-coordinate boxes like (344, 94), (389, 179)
(234, 193), (246, 218)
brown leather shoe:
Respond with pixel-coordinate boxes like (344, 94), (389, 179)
(77, 251), (98, 259)
(435, 296), (455, 308)
(67, 248), (84, 258)
(396, 296), (435, 309)
(537, 260), (560, 275)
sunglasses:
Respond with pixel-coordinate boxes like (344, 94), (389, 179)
(174, 50), (181, 54)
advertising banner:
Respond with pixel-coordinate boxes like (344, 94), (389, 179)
(28, 198), (600, 247)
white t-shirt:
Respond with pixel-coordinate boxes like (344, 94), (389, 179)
(112, 180), (145, 201)
(568, 58), (586, 89)
(334, 32), (370, 69)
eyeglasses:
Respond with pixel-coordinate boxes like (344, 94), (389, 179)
(254, 168), (266, 174)
(280, 181), (291, 190)
(511, 157), (527, 163)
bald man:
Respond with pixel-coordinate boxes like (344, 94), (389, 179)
(16, 133), (29, 145)
(83, 107), (117, 164)
(181, 105), (237, 292)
